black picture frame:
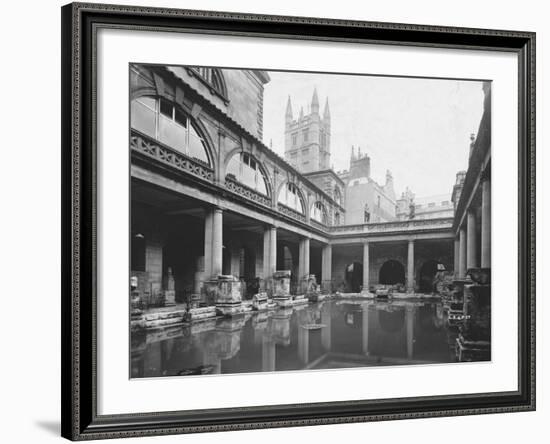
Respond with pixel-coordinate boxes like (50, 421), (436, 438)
(61, 2), (536, 440)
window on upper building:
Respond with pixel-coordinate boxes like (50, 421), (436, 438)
(311, 201), (328, 224)
(441, 200), (450, 206)
(334, 212), (340, 225)
(278, 182), (305, 214)
(226, 152), (269, 195)
(292, 133), (298, 147)
(302, 129), (309, 142)
(334, 187), (342, 205)
(428, 202), (436, 208)
(131, 96), (211, 165)
(192, 67), (227, 97)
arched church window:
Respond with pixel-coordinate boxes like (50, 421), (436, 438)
(226, 152), (269, 195)
(278, 182), (305, 214)
(131, 96), (211, 166)
(311, 201), (328, 224)
(334, 212), (341, 225)
(334, 186), (342, 205)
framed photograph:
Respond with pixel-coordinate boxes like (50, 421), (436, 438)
(61, 2), (535, 440)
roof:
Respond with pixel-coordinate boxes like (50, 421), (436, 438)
(156, 65), (343, 210)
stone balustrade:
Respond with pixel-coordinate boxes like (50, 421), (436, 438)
(329, 217), (454, 236)
(131, 129), (214, 182)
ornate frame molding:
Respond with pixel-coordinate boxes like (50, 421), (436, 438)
(61, 2), (535, 440)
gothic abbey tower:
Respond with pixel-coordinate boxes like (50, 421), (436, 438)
(284, 88), (331, 173)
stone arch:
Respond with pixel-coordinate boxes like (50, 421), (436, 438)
(379, 260), (405, 285)
(130, 66), (158, 101)
(276, 180), (308, 217)
(223, 149), (273, 197)
(190, 116), (217, 171)
(310, 200), (329, 224)
(130, 93), (217, 172)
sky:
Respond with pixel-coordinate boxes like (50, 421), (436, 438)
(261, 70), (487, 198)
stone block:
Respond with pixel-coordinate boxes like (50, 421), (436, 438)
(252, 292), (269, 311)
(164, 290), (176, 306)
(216, 304), (245, 317)
(272, 270), (291, 298)
(204, 275), (243, 308)
(184, 306), (217, 322)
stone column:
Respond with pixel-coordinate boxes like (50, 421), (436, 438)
(262, 228), (270, 291)
(481, 177), (491, 268)
(459, 227), (467, 278)
(298, 237), (310, 291)
(454, 237), (460, 277)
(321, 243), (332, 291)
(362, 241), (370, 292)
(466, 210), (477, 270)
(211, 207), (223, 278)
(203, 211), (213, 279)
(270, 226), (277, 274)
(263, 226), (277, 280)
(407, 239), (415, 293)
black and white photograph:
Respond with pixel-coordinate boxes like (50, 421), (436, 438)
(0, 0), (544, 442)
(129, 64), (491, 378)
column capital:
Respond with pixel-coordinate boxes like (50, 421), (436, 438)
(211, 203), (225, 212)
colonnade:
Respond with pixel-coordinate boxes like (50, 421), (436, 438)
(361, 239), (416, 293)
(200, 206), (451, 297)
(201, 207), (334, 293)
(455, 172), (491, 277)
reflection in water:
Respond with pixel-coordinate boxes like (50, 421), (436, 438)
(131, 299), (488, 378)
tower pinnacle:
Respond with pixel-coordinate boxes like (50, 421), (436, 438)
(311, 87), (319, 114)
(323, 97), (330, 120)
(285, 96), (293, 123)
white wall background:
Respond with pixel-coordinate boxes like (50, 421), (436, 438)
(0, 0), (546, 442)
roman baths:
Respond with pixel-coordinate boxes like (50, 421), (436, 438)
(129, 64), (491, 377)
